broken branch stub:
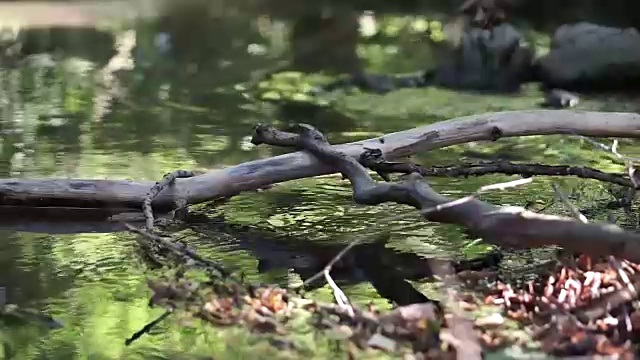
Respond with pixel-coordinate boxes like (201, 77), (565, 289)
(251, 123), (640, 263)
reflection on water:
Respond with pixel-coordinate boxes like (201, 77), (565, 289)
(0, 1), (638, 359)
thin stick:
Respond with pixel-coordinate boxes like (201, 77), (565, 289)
(143, 170), (197, 231)
(125, 223), (229, 276)
(423, 177), (533, 215)
(294, 238), (364, 291)
(125, 308), (174, 346)
(552, 184), (588, 224)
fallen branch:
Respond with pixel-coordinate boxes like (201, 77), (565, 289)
(0, 110), (637, 213)
(251, 123), (640, 264)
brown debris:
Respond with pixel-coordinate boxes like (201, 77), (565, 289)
(481, 254), (640, 357)
(125, 121), (640, 358)
(147, 274), (444, 355)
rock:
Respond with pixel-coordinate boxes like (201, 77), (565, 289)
(311, 21), (535, 95)
(537, 22), (640, 90)
(540, 88), (580, 108)
(434, 22), (534, 92)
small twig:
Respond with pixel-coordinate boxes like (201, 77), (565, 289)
(289, 210), (423, 313)
(125, 223), (229, 277)
(422, 177), (532, 215)
(143, 170), (197, 231)
(324, 268), (353, 315)
(478, 177), (533, 193)
(421, 195), (475, 216)
(583, 137), (639, 208)
(580, 136), (640, 191)
(294, 238), (363, 292)
(291, 209), (418, 292)
(125, 307), (174, 346)
(552, 184), (588, 224)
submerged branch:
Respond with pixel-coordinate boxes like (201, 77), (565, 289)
(125, 224), (229, 277)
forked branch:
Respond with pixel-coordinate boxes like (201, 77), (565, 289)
(252, 124), (640, 263)
(0, 110), (637, 215)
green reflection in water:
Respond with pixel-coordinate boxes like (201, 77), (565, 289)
(0, 1), (638, 359)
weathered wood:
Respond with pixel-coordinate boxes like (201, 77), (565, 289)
(0, 110), (638, 212)
(254, 123), (640, 265)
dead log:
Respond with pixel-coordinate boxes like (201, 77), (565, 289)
(251, 123), (640, 264)
(0, 110), (637, 214)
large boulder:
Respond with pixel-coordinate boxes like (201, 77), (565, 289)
(537, 22), (640, 90)
(433, 22), (534, 92)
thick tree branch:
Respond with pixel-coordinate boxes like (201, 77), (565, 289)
(252, 123), (640, 264)
(0, 110), (636, 213)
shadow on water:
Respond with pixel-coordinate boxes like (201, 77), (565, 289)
(0, 0), (638, 359)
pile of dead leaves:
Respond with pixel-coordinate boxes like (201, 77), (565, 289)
(139, 252), (640, 358)
(143, 270), (449, 357)
(477, 254), (640, 357)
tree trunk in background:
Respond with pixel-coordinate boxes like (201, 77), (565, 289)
(290, 11), (361, 74)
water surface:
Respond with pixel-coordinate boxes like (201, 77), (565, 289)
(0, 1), (638, 359)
